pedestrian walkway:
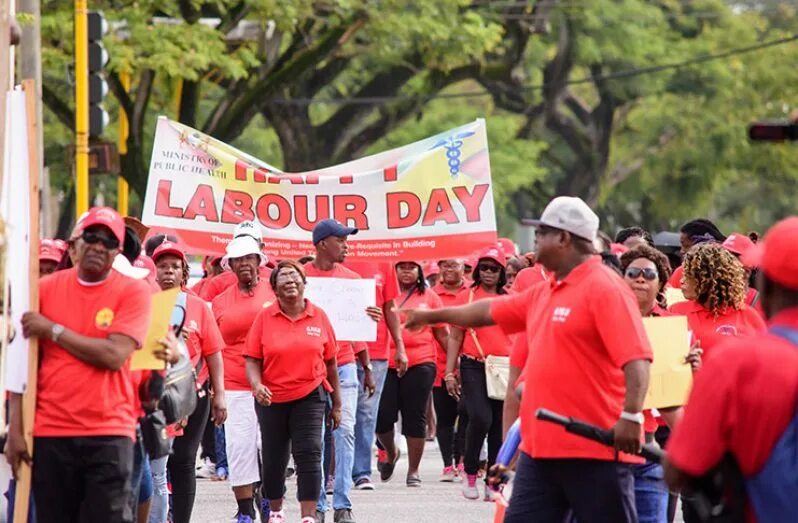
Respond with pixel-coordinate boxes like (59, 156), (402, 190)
(194, 443), (495, 523)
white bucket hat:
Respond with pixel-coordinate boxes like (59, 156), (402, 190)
(221, 236), (268, 271)
(113, 253), (151, 280)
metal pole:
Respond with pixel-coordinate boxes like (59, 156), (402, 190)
(117, 70), (129, 215)
(74, 0), (89, 218)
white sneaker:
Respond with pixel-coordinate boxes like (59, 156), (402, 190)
(195, 457), (216, 479)
(268, 510), (285, 523)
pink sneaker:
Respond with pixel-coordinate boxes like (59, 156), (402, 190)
(439, 466), (457, 482)
(462, 473), (479, 500)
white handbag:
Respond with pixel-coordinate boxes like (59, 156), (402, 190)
(467, 289), (510, 401)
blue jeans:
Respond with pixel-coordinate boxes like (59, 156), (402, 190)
(318, 363), (359, 512)
(352, 359), (389, 482)
(148, 443), (171, 523)
(215, 425), (228, 471)
(5, 479), (36, 522)
(633, 461), (668, 523)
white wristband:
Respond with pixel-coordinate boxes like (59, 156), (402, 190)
(620, 411), (644, 424)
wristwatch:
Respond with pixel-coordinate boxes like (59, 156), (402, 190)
(620, 411), (644, 424)
(51, 323), (65, 343)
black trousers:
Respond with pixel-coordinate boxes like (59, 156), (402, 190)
(376, 364), (436, 438)
(33, 435), (134, 523)
(255, 386), (326, 501)
(460, 357), (503, 475)
(504, 453), (637, 523)
(432, 386), (469, 468)
(168, 388), (210, 523)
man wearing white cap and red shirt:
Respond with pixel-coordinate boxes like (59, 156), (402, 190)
(200, 220), (272, 302)
(212, 234), (275, 523)
(664, 217), (798, 522)
(405, 196), (653, 523)
(10, 207), (153, 523)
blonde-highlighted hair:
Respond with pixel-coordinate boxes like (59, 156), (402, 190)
(682, 243), (747, 314)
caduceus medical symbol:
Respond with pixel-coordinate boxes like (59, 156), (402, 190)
(431, 131), (475, 179)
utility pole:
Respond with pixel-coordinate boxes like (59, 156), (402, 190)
(74, 0), (88, 219)
(18, 0), (48, 234)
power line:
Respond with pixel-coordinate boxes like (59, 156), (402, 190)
(271, 34), (798, 106)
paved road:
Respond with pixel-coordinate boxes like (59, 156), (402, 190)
(193, 442), (495, 523)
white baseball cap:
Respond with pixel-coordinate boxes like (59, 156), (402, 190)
(221, 236), (267, 271)
(233, 220), (263, 243)
(112, 254), (151, 280)
(525, 196), (599, 242)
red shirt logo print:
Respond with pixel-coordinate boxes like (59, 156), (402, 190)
(552, 307), (571, 323)
(306, 326), (322, 337)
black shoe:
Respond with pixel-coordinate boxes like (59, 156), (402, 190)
(333, 509), (356, 523)
(380, 449), (401, 482)
(316, 510), (326, 523)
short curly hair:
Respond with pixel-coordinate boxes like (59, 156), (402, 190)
(269, 259), (307, 291)
(620, 245), (672, 294)
(682, 243), (747, 314)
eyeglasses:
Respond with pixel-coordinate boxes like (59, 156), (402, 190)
(82, 230), (120, 250)
(477, 264), (501, 273)
(625, 267), (658, 281)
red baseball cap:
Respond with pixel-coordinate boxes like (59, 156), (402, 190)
(425, 261), (440, 276)
(610, 243), (629, 256)
(498, 238), (517, 258)
(39, 239), (65, 263)
(152, 241), (187, 264)
(477, 245), (507, 268)
(722, 232), (756, 259)
(742, 217), (798, 290)
(78, 207), (126, 246)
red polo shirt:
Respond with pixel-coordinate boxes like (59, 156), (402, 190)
(244, 300), (337, 403)
(490, 257), (653, 461)
(345, 261), (400, 361)
(183, 293), (225, 386)
(199, 266), (273, 302)
(668, 266), (683, 289)
(212, 279), (276, 391)
(667, 308), (798, 523)
(431, 282), (466, 385)
(35, 269), (152, 439)
(453, 286), (511, 359)
(512, 264), (550, 293)
(392, 288), (445, 369)
(303, 262), (367, 366)
(669, 300), (766, 361)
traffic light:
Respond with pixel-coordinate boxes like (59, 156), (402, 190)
(87, 11), (109, 138)
(748, 121), (798, 142)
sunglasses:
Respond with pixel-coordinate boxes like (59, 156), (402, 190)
(625, 267), (658, 281)
(477, 264), (501, 273)
(82, 230), (120, 250)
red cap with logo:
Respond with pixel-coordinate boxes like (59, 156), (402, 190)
(39, 238), (66, 263)
(722, 233), (756, 259)
(498, 238), (516, 258)
(78, 207), (126, 246)
(152, 240), (187, 264)
(742, 217), (798, 290)
(477, 245), (507, 268)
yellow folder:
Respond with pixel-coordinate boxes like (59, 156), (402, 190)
(131, 287), (180, 371)
(642, 315), (693, 409)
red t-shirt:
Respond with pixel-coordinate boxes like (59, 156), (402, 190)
(183, 293), (225, 386)
(190, 277), (208, 297)
(431, 282), (466, 385)
(512, 264), (550, 293)
(490, 257), (653, 462)
(303, 262), (367, 366)
(667, 308), (798, 523)
(391, 289), (445, 369)
(35, 269), (152, 439)
(669, 300), (767, 361)
(212, 280), (276, 391)
(200, 266), (273, 302)
(345, 261), (400, 361)
(669, 266), (683, 289)
(244, 300), (337, 403)
(454, 287), (511, 359)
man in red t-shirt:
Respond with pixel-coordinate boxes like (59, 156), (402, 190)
(305, 219), (379, 523)
(11, 207), (152, 523)
(406, 197), (652, 523)
(664, 217), (798, 523)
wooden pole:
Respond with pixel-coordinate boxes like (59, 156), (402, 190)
(13, 79), (41, 523)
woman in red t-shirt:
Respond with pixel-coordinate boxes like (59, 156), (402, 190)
(444, 246), (511, 501)
(151, 241), (227, 523)
(212, 236), (275, 522)
(670, 243), (766, 360)
(244, 260), (341, 523)
(376, 261), (448, 487)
